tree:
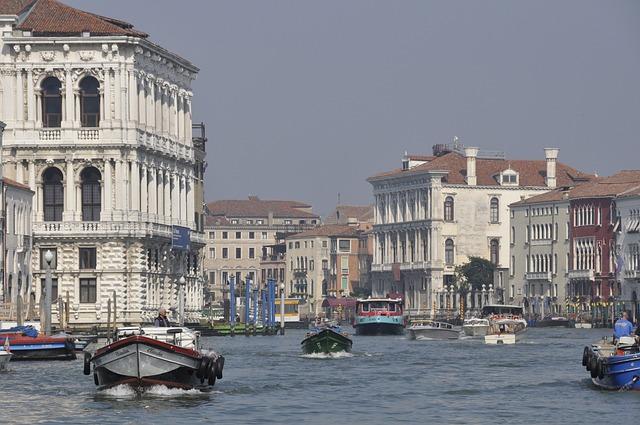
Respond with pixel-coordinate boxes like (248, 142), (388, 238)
(457, 257), (495, 290)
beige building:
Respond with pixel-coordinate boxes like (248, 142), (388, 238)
(0, 0), (205, 327)
(204, 196), (319, 304)
(368, 144), (590, 317)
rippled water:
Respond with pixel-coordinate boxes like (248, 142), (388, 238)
(0, 328), (634, 424)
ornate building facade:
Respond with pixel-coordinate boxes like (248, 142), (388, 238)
(0, 0), (205, 327)
(368, 144), (590, 317)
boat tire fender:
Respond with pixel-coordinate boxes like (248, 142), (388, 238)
(597, 358), (605, 380)
(582, 347), (590, 367)
(83, 352), (91, 375)
(197, 357), (210, 380)
(207, 359), (216, 386)
(590, 356), (599, 379)
(93, 372), (99, 386)
(216, 356), (224, 379)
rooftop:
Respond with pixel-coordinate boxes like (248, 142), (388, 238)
(0, 0), (148, 38)
(206, 196), (319, 219)
(324, 205), (374, 225)
(288, 224), (361, 239)
(369, 150), (592, 187)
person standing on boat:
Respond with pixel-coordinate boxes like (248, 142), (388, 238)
(614, 311), (633, 340)
(154, 308), (170, 327)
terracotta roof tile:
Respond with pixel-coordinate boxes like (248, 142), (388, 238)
(3, 177), (33, 192)
(15, 0), (148, 38)
(511, 171), (640, 206)
(324, 205), (374, 225)
(0, 0), (35, 14)
(206, 196), (319, 219)
(369, 151), (593, 187)
(288, 224), (361, 239)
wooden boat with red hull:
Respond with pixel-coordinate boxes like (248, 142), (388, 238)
(85, 327), (224, 391)
(0, 328), (76, 360)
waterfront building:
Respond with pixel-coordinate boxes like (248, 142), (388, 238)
(285, 224), (368, 318)
(0, 0), (206, 327)
(0, 122), (35, 321)
(368, 144), (590, 317)
(509, 190), (573, 317)
(616, 186), (640, 321)
(204, 196), (319, 304)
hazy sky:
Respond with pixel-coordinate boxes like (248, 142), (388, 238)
(67, 0), (640, 216)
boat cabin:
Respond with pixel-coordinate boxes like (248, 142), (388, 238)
(481, 305), (523, 318)
(356, 298), (403, 317)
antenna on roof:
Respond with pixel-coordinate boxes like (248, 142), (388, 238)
(337, 192), (341, 205)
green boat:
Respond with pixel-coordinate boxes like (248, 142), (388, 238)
(301, 327), (353, 354)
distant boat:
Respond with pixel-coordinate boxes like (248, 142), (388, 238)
(583, 336), (640, 390)
(482, 305), (527, 345)
(0, 338), (11, 371)
(301, 325), (352, 354)
(86, 326), (224, 391)
(536, 316), (572, 328)
(408, 320), (460, 340)
(462, 318), (490, 337)
(0, 326), (76, 360)
(354, 298), (404, 336)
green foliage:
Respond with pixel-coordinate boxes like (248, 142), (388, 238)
(455, 256), (495, 291)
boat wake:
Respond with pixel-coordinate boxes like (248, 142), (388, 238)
(300, 351), (353, 359)
(99, 384), (207, 399)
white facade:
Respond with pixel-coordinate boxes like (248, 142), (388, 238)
(616, 195), (640, 320)
(368, 146), (569, 317)
(0, 9), (205, 327)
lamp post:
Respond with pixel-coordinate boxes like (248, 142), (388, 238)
(280, 283), (285, 335)
(178, 275), (186, 326)
(43, 249), (54, 336)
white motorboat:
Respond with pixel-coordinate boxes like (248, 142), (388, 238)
(575, 322), (593, 329)
(462, 318), (490, 337)
(0, 349), (12, 371)
(85, 326), (224, 390)
(408, 320), (460, 340)
(482, 305), (527, 345)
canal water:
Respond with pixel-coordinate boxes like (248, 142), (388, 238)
(0, 328), (635, 425)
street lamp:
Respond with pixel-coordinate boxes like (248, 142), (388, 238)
(42, 249), (54, 336)
(178, 275), (186, 326)
(280, 283), (286, 335)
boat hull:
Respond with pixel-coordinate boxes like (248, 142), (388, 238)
(409, 327), (460, 340)
(484, 332), (523, 345)
(301, 329), (352, 354)
(463, 325), (489, 337)
(536, 319), (572, 328)
(0, 351), (11, 370)
(587, 351), (640, 390)
(91, 335), (215, 390)
(354, 315), (404, 336)
(1, 335), (76, 360)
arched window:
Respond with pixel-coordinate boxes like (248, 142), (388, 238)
(41, 76), (62, 128)
(490, 239), (500, 265)
(444, 196), (454, 221)
(81, 167), (101, 221)
(490, 197), (499, 223)
(43, 167), (63, 221)
(79, 76), (100, 127)
(445, 238), (454, 265)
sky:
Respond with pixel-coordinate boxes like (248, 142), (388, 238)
(67, 0), (640, 216)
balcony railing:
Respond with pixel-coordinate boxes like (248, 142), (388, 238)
(525, 271), (552, 282)
(34, 221), (174, 239)
(625, 270), (640, 279)
(568, 269), (595, 281)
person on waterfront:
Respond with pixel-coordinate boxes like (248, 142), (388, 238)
(154, 308), (170, 327)
(614, 311), (633, 340)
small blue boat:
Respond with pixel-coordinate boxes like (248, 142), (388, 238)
(582, 337), (640, 390)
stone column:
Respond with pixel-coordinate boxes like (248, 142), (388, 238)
(129, 70), (138, 123)
(138, 78), (146, 128)
(114, 66), (122, 122)
(164, 171), (171, 223)
(171, 89), (178, 138)
(64, 160), (75, 221)
(185, 97), (192, 141)
(114, 160), (123, 212)
(74, 90), (81, 126)
(157, 169), (165, 219)
(26, 68), (34, 123)
(16, 69), (23, 123)
(16, 161), (24, 183)
(186, 176), (194, 228)
(140, 164), (148, 215)
(28, 161), (36, 221)
(131, 161), (140, 212)
(104, 67), (111, 123)
(155, 84), (162, 135)
(171, 173), (179, 221)
(148, 167), (157, 216)
(147, 80), (155, 131)
(177, 94), (184, 141)
(75, 182), (82, 221)
(65, 67), (73, 127)
(36, 184), (44, 221)
(179, 175), (186, 223)
(103, 159), (112, 220)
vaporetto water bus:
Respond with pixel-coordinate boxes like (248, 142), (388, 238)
(354, 298), (404, 336)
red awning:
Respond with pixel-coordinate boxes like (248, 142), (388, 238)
(322, 297), (357, 308)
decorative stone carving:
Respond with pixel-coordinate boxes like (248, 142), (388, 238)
(79, 51), (94, 61)
(40, 51), (55, 62)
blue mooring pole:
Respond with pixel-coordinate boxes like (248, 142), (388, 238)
(269, 278), (276, 332)
(229, 276), (236, 335)
(244, 278), (252, 335)
(260, 289), (267, 331)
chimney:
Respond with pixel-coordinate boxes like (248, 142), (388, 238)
(544, 148), (559, 188)
(464, 147), (479, 186)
